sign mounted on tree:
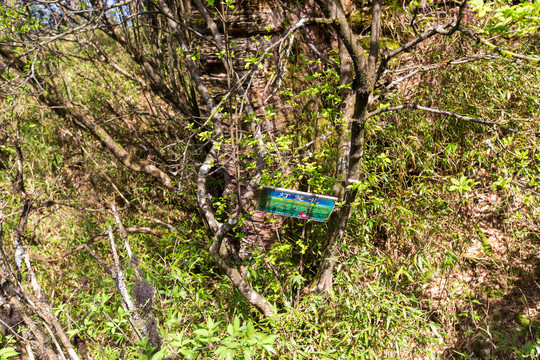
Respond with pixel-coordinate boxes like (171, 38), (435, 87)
(256, 186), (338, 222)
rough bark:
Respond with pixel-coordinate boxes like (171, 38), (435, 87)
(310, 0), (378, 294)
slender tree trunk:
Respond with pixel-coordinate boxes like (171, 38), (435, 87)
(311, 189), (355, 293)
(311, 0), (381, 294)
(311, 97), (368, 294)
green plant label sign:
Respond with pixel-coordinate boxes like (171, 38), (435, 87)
(256, 186), (338, 222)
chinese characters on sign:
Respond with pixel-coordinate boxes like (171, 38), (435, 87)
(256, 186), (338, 222)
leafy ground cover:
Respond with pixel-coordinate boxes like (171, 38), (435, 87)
(1, 1), (539, 359)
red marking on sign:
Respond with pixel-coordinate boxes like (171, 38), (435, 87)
(299, 212), (312, 219)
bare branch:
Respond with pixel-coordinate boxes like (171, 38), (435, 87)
(368, 0), (383, 79)
(0, 291), (58, 359)
(155, 0), (219, 112)
(458, 26), (540, 64)
(370, 68), (422, 105)
(0, 44), (175, 189)
(107, 226), (145, 340)
(197, 153), (222, 234)
(376, 1), (469, 80)
(370, 56), (491, 105)
(367, 103), (518, 132)
(276, 0), (297, 15)
(142, 216), (177, 231)
(302, 28), (339, 71)
(17, 255), (81, 359)
(110, 204), (144, 282)
(207, 216), (275, 317)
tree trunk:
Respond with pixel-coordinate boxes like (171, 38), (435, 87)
(311, 100), (368, 294)
(311, 0), (380, 294)
(210, 237), (275, 317)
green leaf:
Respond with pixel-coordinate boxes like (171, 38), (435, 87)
(66, 329), (80, 338)
(216, 346), (231, 360)
(207, 317), (215, 331)
(194, 328), (209, 337)
(178, 349), (194, 358)
(0, 347), (19, 358)
(246, 321), (254, 339)
(0, 145), (15, 154)
(261, 334), (278, 345)
(262, 344), (276, 354)
(151, 349), (167, 360)
(233, 316), (240, 333)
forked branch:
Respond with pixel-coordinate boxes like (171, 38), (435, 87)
(376, 1), (469, 81)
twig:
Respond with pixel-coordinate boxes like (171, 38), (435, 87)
(110, 204), (142, 280)
(84, 244), (112, 276)
(42, 322), (67, 360)
(101, 310), (137, 347)
(20, 289), (80, 360)
(142, 216), (177, 231)
(111, 204), (133, 260)
(0, 289), (57, 359)
(0, 316), (31, 342)
(367, 102), (518, 132)
(458, 26), (540, 64)
(376, 1), (469, 81)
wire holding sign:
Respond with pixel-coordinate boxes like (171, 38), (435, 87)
(256, 186), (338, 222)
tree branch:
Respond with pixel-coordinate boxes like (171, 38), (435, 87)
(370, 56), (491, 105)
(367, 103), (518, 132)
(314, 0), (366, 78)
(0, 44), (175, 189)
(458, 26), (540, 64)
(107, 226), (145, 340)
(376, 1), (469, 81)
(368, 0), (383, 80)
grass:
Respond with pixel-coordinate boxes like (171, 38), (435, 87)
(1, 5), (539, 360)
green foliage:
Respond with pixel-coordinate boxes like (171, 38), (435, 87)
(170, 316), (276, 359)
(471, 0), (540, 35)
(1, 1), (539, 359)
(448, 176), (477, 194)
(138, 337), (167, 360)
(262, 56), (344, 195)
(269, 246), (446, 359)
(0, 347), (19, 360)
(0, 332), (18, 360)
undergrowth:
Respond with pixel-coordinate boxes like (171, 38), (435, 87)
(1, 3), (539, 360)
